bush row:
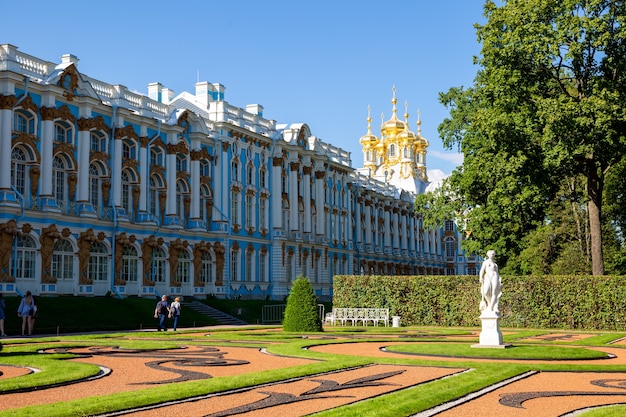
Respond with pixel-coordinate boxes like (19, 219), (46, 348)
(333, 275), (626, 330)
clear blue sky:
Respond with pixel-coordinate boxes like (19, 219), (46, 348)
(2, 0), (486, 176)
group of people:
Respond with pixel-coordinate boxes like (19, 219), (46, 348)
(154, 295), (182, 331)
(0, 291), (37, 337)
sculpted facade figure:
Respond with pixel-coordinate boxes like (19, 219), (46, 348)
(77, 229), (98, 284)
(0, 220), (18, 282)
(40, 224), (61, 283)
(479, 250), (502, 314)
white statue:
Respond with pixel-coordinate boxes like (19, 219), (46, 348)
(479, 250), (502, 314)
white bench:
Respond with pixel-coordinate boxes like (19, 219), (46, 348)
(325, 308), (389, 326)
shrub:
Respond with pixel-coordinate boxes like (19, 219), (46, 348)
(283, 276), (323, 332)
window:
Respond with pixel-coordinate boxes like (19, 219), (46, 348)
(176, 154), (187, 172)
(90, 131), (106, 152)
(200, 252), (213, 283)
(122, 139), (135, 160)
(245, 250), (253, 281)
(286, 252), (293, 282)
(259, 168), (267, 189)
(14, 235), (36, 279)
(259, 250), (267, 282)
(230, 248), (239, 281)
(259, 197), (268, 230)
(121, 245), (138, 282)
(231, 160), (240, 182)
(200, 185), (212, 226)
(444, 220), (455, 232)
(149, 175), (164, 219)
(247, 164), (254, 186)
(445, 238), (456, 258)
(200, 159), (211, 177)
(389, 144), (396, 157)
(153, 247), (166, 283)
(11, 147), (28, 196)
(176, 251), (190, 283)
(150, 148), (163, 166)
(52, 239), (74, 280)
(55, 121), (73, 144)
(14, 110), (34, 134)
(467, 266), (477, 276)
(315, 256), (321, 283)
(121, 170), (137, 217)
(231, 190), (240, 226)
(89, 162), (107, 212)
(176, 180), (190, 224)
(53, 155), (72, 209)
(245, 194), (254, 229)
(88, 241), (108, 281)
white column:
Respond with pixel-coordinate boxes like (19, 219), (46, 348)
(113, 136), (122, 208)
(190, 155), (200, 219)
(365, 201), (372, 247)
(384, 207), (391, 251)
(166, 134), (177, 217)
(303, 166), (311, 233)
(392, 209), (400, 251)
(138, 138), (148, 213)
(289, 161), (298, 231)
(315, 170), (325, 236)
(0, 108), (12, 190)
(40, 118), (54, 196)
(271, 157), (282, 230)
(76, 129), (90, 203)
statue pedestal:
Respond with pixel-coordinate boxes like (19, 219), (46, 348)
(472, 311), (511, 349)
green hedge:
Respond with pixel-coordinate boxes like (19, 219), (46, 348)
(333, 275), (626, 330)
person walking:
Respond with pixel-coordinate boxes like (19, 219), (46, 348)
(169, 297), (181, 331)
(0, 293), (6, 337)
(154, 295), (170, 331)
(17, 291), (36, 336)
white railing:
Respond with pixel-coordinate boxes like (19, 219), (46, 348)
(325, 307), (389, 326)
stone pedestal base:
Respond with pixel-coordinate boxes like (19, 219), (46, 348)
(472, 311), (510, 349)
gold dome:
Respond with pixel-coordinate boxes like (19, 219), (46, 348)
(359, 105), (380, 147)
(397, 101), (417, 144)
(380, 86), (406, 138)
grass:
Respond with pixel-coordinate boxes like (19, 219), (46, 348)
(0, 301), (625, 416)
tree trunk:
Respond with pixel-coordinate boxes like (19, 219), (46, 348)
(587, 163), (604, 275)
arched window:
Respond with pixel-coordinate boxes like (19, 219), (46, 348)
(176, 180), (190, 224)
(200, 184), (212, 227)
(90, 131), (106, 152)
(176, 153), (187, 172)
(11, 147), (29, 196)
(122, 245), (138, 282)
(200, 251), (213, 283)
(153, 247), (166, 283)
(149, 175), (165, 220)
(389, 144), (396, 157)
(54, 121), (73, 144)
(89, 162), (107, 213)
(150, 148), (163, 166)
(445, 237), (456, 259)
(53, 154), (73, 210)
(246, 164), (254, 186)
(245, 194), (254, 229)
(13, 109), (35, 134)
(245, 249), (254, 281)
(176, 250), (190, 283)
(231, 189), (241, 227)
(122, 139), (135, 160)
(230, 248), (240, 281)
(121, 169), (138, 217)
(88, 241), (108, 281)
(259, 197), (268, 230)
(200, 159), (211, 178)
(259, 250), (268, 282)
(259, 167), (267, 189)
(231, 160), (240, 182)
(13, 235), (37, 280)
(52, 239), (74, 281)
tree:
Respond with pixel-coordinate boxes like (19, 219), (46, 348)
(282, 276), (323, 332)
(438, 0), (626, 274)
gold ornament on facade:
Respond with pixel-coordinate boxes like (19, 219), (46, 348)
(0, 94), (18, 109)
(78, 116), (110, 133)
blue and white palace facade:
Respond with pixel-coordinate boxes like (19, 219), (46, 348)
(0, 44), (477, 300)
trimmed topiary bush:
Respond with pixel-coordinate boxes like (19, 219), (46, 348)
(283, 276), (323, 332)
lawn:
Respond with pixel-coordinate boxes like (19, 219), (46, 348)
(1, 324), (626, 417)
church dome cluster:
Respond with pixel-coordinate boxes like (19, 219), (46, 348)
(359, 87), (429, 192)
